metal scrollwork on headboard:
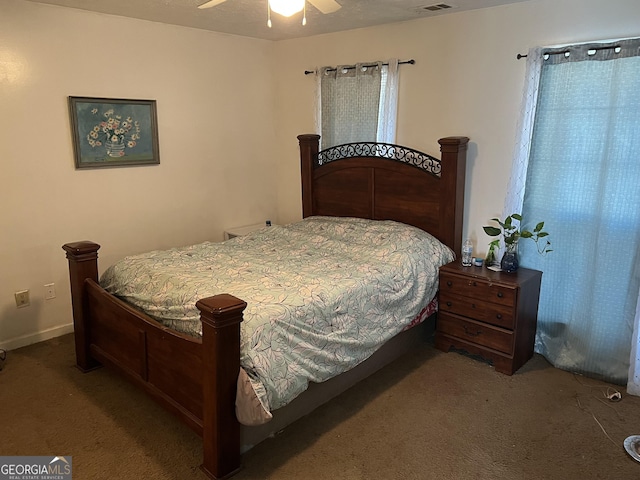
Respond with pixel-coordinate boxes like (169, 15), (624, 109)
(316, 142), (442, 176)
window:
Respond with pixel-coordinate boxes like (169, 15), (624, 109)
(509, 39), (640, 385)
(318, 59), (399, 149)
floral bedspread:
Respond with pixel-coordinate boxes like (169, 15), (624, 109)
(100, 216), (454, 414)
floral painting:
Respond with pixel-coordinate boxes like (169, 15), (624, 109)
(68, 97), (160, 169)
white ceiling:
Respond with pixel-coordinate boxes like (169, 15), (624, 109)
(27, 0), (532, 41)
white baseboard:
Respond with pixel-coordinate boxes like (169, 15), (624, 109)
(0, 323), (74, 351)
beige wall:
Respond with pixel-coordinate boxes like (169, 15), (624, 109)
(0, 0), (278, 348)
(2, 0), (639, 350)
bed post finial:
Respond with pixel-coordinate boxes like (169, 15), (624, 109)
(438, 137), (469, 256)
(298, 134), (320, 218)
(198, 294), (247, 480)
(62, 241), (102, 372)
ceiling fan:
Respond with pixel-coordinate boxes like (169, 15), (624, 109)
(198, 0), (342, 27)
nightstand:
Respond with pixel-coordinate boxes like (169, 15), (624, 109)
(224, 222), (273, 240)
(435, 261), (542, 375)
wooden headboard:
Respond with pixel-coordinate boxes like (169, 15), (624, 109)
(298, 135), (469, 255)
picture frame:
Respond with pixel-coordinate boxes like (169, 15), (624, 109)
(68, 96), (160, 169)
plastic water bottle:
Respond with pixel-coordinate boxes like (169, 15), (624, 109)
(462, 239), (473, 266)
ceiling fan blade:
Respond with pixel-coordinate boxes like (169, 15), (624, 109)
(197, 0), (227, 9)
(309, 0), (341, 14)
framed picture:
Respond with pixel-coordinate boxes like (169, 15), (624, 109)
(68, 96), (160, 169)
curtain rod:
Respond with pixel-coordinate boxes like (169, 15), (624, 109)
(516, 44), (621, 59)
(304, 59), (415, 75)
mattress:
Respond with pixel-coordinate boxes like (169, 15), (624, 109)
(100, 216), (454, 420)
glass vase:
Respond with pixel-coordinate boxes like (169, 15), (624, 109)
(485, 242), (500, 267)
(500, 241), (519, 272)
(106, 140), (125, 157)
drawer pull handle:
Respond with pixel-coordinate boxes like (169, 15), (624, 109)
(468, 281), (477, 287)
(447, 281), (452, 287)
(497, 292), (504, 298)
(463, 325), (482, 337)
(446, 302), (452, 307)
(496, 314), (502, 319)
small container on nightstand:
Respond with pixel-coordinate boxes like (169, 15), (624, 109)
(435, 261), (542, 375)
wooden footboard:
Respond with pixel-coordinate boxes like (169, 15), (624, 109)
(63, 241), (246, 479)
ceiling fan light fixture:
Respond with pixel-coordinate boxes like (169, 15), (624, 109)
(269, 0), (305, 17)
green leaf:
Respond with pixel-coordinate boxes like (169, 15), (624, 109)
(520, 231), (533, 238)
(483, 226), (501, 236)
(511, 213), (522, 221)
(537, 232), (549, 237)
(534, 221), (544, 232)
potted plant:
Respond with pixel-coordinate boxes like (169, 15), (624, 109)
(482, 213), (552, 272)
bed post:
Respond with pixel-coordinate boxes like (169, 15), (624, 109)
(438, 137), (469, 256)
(197, 294), (247, 480)
(298, 134), (320, 218)
(62, 241), (101, 372)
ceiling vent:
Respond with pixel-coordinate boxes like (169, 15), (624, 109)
(422, 3), (455, 12)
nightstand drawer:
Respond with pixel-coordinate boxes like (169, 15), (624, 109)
(440, 272), (516, 307)
(439, 292), (515, 329)
(437, 313), (513, 355)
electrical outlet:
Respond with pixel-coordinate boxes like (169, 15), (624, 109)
(44, 283), (56, 300)
(15, 290), (30, 308)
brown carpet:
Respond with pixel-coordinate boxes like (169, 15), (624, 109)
(1, 334), (639, 479)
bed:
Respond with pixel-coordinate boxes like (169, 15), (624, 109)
(62, 133), (468, 479)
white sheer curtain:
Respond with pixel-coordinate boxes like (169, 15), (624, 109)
(377, 58), (399, 143)
(630, 285), (640, 395)
(503, 47), (543, 217)
(316, 59), (399, 149)
(506, 39), (640, 389)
